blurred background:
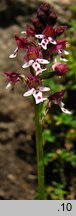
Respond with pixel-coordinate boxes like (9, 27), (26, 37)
(0, 0), (76, 200)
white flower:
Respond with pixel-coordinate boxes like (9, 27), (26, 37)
(6, 83), (12, 90)
(60, 56), (68, 62)
(58, 49), (69, 62)
(9, 47), (18, 58)
(24, 86), (50, 104)
(35, 34), (57, 50)
(48, 90), (72, 115)
(22, 58), (49, 75)
(59, 102), (72, 114)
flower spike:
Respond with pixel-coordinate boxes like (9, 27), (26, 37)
(5, 2), (71, 112)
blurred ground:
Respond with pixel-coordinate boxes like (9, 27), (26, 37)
(0, 0), (76, 199)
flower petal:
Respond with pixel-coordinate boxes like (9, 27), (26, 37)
(9, 53), (17, 58)
(6, 83), (11, 90)
(60, 102), (72, 114)
(21, 31), (27, 34)
(39, 38), (48, 50)
(32, 62), (46, 75)
(61, 107), (72, 114)
(23, 88), (34, 96)
(33, 91), (47, 104)
(48, 37), (57, 45)
(60, 56), (68, 62)
(36, 58), (50, 64)
(59, 49), (69, 55)
(39, 86), (50, 92)
(58, 49), (63, 54)
(9, 47), (18, 58)
(63, 50), (69, 55)
(22, 60), (34, 68)
(35, 34), (44, 39)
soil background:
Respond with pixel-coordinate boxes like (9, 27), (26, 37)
(0, 0), (75, 199)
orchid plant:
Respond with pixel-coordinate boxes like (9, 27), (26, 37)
(5, 2), (71, 199)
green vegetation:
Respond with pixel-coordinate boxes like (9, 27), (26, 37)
(42, 5), (76, 199)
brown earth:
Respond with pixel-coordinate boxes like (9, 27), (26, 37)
(0, 89), (37, 199)
(0, 1), (37, 199)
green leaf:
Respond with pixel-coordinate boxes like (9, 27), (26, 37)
(43, 129), (55, 143)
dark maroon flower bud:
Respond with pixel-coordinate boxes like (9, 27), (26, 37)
(57, 39), (67, 47)
(39, 3), (50, 14)
(47, 12), (57, 26)
(31, 17), (43, 33)
(49, 90), (65, 101)
(26, 25), (35, 37)
(27, 74), (42, 89)
(55, 26), (67, 36)
(37, 9), (46, 19)
(42, 26), (55, 38)
(5, 72), (20, 83)
(52, 62), (68, 76)
(39, 2), (55, 15)
(35, 24), (44, 33)
(31, 17), (39, 26)
(37, 9), (47, 24)
(15, 35), (31, 49)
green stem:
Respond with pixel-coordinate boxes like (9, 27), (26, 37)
(35, 103), (45, 200)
